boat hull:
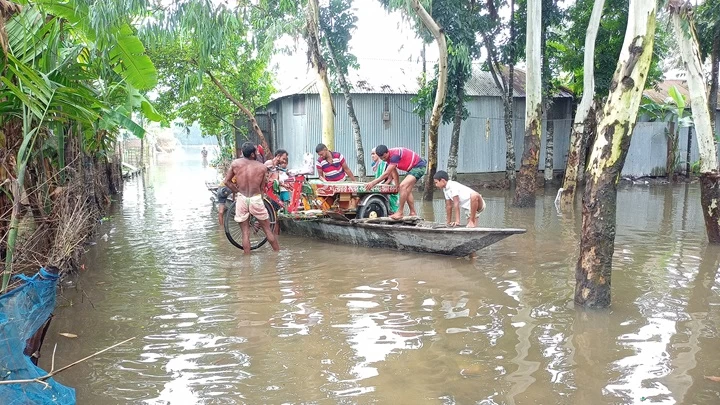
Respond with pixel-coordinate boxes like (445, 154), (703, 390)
(279, 218), (525, 257)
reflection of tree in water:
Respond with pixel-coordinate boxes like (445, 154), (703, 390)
(666, 244), (720, 404)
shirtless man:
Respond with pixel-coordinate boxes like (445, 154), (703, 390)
(223, 142), (280, 254)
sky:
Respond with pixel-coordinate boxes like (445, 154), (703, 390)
(269, 0), (439, 92)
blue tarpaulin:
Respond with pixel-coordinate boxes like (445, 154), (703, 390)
(0, 268), (75, 404)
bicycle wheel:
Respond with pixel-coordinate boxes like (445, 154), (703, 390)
(224, 198), (277, 250)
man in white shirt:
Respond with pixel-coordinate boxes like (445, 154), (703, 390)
(433, 170), (485, 227)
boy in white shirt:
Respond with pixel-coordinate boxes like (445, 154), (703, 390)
(433, 170), (485, 227)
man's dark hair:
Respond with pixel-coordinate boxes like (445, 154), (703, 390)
(375, 145), (389, 156)
(241, 142), (256, 158)
(315, 143), (328, 153)
(434, 170), (449, 181)
(275, 149), (288, 157)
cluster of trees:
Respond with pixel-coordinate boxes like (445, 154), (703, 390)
(2, 0), (719, 308)
(0, 0), (164, 292)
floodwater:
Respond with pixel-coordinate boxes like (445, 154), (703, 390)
(41, 147), (720, 404)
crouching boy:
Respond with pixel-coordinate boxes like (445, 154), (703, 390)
(433, 170), (485, 227)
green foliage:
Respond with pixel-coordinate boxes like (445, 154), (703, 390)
(558, 0), (669, 97)
(319, 0), (359, 90)
(640, 86), (692, 127)
(378, 0), (434, 43)
(408, 0), (481, 123)
(695, 0), (720, 61)
(27, 0), (158, 91)
(144, 13), (275, 148)
(413, 41), (472, 124)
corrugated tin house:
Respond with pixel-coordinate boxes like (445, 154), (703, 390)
(249, 64), (574, 175)
(622, 79), (720, 177)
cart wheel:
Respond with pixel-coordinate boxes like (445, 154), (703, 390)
(357, 195), (389, 219)
(224, 198), (277, 250)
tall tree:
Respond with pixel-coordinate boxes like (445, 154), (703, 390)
(380, 0), (447, 200)
(145, 0), (273, 153)
(411, 0), (448, 201)
(146, 35), (274, 161)
(483, 2), (516, 182)
(412, 0), (478, 181)
(695, 0), (720, 130)
(306, 0), (336, 149)
(575, 0), (656, 308)
(513, 0), (542, 207)
(540, 0), (562, 183)
(320, 0), (365, 177)
(558, 0), (667, 201)
(559, 0), (605, 205)
(669, 0), (720, 243)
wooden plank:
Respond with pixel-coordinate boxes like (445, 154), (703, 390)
(350, 216), (423, 225)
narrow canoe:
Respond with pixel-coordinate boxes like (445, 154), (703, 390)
(278, 216), (526, 257)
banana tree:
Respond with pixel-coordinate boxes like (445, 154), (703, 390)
(1, 52), (99, 292)
(1, 3), (161, 291)
(639, 86), (692, 181)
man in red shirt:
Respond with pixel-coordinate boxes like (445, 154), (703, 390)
(365, 145), (426, 219)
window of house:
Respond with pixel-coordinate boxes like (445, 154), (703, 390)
(293, 95), (306, 115)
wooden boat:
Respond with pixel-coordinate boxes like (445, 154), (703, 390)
(278, 215), (526, 257)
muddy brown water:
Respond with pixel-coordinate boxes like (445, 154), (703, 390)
(40, 147), (720, 404)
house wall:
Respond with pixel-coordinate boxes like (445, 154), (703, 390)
(268, 94), (720, 178)
(272, 94), (573, 176)
(623, 111), (720, 177)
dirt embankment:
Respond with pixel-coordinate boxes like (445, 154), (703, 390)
(1, 130), (122, 288)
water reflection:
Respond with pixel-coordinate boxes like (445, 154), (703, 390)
(40, 149), (720, 404)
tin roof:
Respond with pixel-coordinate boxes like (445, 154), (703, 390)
(644, 79), (720, 110)
(270, 62), (574, 101)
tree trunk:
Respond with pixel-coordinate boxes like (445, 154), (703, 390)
(325, 36), (365, 178)
(541, 0), (553, 183)
(206, 71), (270, 154)
(139, 116), (145, 167)
(447, 84), (464, 180)
(506, 0), (516, 181)
(686, 125), (693, 176)
(410, 0), (447, 201)
(483, 35), (515, 182)
(709, 30), (718, 133)
(503, 95), (515, 181)
(513, 0), (542, 207)
(544, 120), (554, 182)
(561, 0), (605, 206)
(700, 173), (720, 242)
(2, 162), (25, 292)
(306, 0), (335, 150)
(666, 122), (676, 181)
(421, 43), (427, 160)
(576, 0), (656, 308)
(670, 2), (720, 243)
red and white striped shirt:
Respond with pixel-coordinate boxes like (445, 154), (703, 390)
(316, 151), (347, 182)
